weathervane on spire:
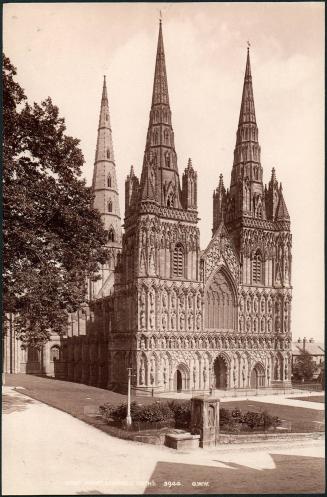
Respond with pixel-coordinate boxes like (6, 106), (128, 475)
(247, 40), (251, 50)
(159, 9), (162, 23)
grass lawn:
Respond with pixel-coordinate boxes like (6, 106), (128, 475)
(290, 395), (325, 404)
(221, 399), (324, 433)
(4, 373), (168, 426)
(5, 374), (324, 435)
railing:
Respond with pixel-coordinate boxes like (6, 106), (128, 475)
(291, 382), (324, 393)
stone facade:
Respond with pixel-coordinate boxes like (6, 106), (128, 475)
(104, 24), (292, 394)
(4, 23), (293, 394)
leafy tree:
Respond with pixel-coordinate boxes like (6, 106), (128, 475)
(292, 350), (317, 381)
(3, 54), (108, 347)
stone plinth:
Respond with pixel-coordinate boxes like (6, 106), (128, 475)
(165, 432), (200, 450)
(190, 396), (220, 448)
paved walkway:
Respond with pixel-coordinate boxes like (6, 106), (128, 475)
(160, 390), (324, 410)
(3, 388), (325, 495)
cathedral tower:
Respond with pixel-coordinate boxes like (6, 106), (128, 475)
(110, 21), (202, 393)
(212, 49), (292, 388)
(91, 77), (122, 299)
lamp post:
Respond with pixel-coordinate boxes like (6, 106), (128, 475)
(126, 367), (133, 426)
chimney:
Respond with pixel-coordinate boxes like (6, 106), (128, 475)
(309, 338), (314, 343)
(297, 338), (301, 343)
(303, 337), (307, 350)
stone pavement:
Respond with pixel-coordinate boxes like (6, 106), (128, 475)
(2, 387), (325, 495)
(159, 389), (325, 410)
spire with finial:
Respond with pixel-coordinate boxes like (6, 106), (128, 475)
(139, 20), (182, 209)
(94, 75), (115, 165)
(213, 173), (226, 232)
(91, 76), (122, 299)
(233, 47), (260, 172)
(151, 18), (169, 107)
(227, 47), (263, 222)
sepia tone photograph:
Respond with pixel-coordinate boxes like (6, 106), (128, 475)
(2, 1), (325, 495)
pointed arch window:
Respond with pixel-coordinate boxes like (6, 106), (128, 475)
(106, 149), (110, 159)
(108, 228), (115, 242)
(167, 192), (174, 208)
(107, 174), (112, 188)
(108, 200), (112, 212)
(252, 250), (263, 284)
(173, 243), (184, 278)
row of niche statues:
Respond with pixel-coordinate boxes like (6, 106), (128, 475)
(137, 334), (290, 351)
(239, 315), (290, 334)
(239, 294), (290, 316)
(139, 288), (203, 331)
(139, 225), (199, 250)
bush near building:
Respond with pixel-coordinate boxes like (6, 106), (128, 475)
(99, 400), (281, 433)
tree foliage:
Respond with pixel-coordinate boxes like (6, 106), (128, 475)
(292, 350), (317, 381)
(3, 54), (108, 346)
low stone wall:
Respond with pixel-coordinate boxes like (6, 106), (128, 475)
(218, 431), (324, 444)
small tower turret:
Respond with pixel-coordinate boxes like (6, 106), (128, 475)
(125, 165), (139, 217)
(213, 173), (226, 233)
(182, 158), (197, 210)
(265, 167), (279, 220)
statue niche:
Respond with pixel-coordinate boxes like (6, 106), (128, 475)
(204, 268), (236, 330)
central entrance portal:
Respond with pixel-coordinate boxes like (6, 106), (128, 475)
(214, 356), (227, 389)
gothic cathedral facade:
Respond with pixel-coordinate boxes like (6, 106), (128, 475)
(106, 22), (292, 394)
(4, 22), (292, 393)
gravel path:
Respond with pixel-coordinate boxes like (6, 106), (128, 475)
(3, 387), (325, 495)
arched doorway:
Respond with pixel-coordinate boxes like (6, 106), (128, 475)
(214, 356), (228, 389)
(176, 370), (182, 392)
(173, 364), (189, 392)
(250, 363), (265, 388)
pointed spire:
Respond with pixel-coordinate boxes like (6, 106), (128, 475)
(138, 22), (182, 210)
(238, 48), (256, 126)
(231, 48), (261, 185)
(94, 76), (115, 164)
(102, 75), (108, 101)
(275, 185), (290, 221)
(91, 77), (122, 299)
(92, 76), (120, 220)
(152, 20), (170, 106)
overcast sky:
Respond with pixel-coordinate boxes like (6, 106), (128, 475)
(4, 2), (325, 342)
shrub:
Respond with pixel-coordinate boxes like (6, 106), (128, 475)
(99, 401), (174, 424)
(218, 407), (282, 432)
(231, 407), (242, 422)
(219, 408), (234, 427)
(168, 400), (191, 426)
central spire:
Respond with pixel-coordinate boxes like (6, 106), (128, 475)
(238, 48), (256, 126)
(152, 20), (170, 107)
(139, 21), (182, 209)
(231, 48), (262, 188)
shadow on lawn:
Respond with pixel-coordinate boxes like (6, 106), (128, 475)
(2, 393), (35, 414)
(144, 453), (325, 494)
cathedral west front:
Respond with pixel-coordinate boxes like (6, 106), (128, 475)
(4, 21), (293, 395)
